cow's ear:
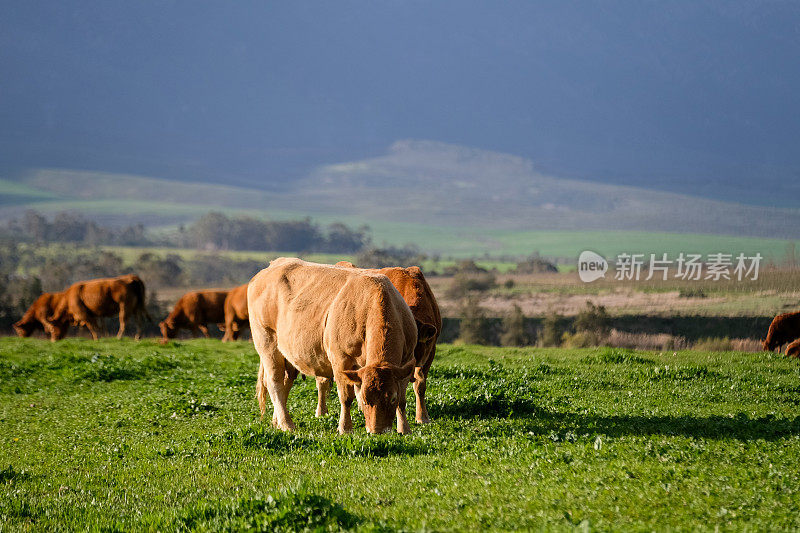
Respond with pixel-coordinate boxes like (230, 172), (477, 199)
(416, 321), (438, 342)
(341, 369), (362, 385)
(392, 360), (415, 381)
(336, 261), (356, 268)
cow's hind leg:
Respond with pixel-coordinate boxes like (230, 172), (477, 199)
(252, 327), (295, 431)
(315, 377), (331, 417)
(414, 344), (435, 424)
(117, 307), (127, 339)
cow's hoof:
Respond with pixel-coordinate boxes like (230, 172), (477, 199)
(338, 427), (353, 435)
(272, 419), (295, 432)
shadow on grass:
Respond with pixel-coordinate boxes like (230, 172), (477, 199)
(528, 411), (800, 441)
(208, 426), (432, 456)
(430, 398), (800, 441)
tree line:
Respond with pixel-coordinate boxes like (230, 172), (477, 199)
(2, 210), (372, 253)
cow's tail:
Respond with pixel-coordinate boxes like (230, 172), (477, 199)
(131, 277), (153, 324)
(255, 360), (268, 418)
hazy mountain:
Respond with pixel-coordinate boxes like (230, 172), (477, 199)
(4, 141), (800, 243)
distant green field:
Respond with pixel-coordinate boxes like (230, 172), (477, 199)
(2, 339), (799, 530)
(2, 174), (797, 261)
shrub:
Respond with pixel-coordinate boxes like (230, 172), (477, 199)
(540, 311), (564, 347)
(574, 301), (610, 338)
(457, 297), (491, 345)
(355, 246), (424, 268)
(693, 337), (734, 351)
(679, 287), (708, 298)
(501, 305), (532, 346)
(513, 256), (558, 274)
(561, 330), (601, 348)
(446, 272), (497, 299)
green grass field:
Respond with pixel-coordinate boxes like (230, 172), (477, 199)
(2, 339), (799, 530)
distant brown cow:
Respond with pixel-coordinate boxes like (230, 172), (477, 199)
(762, 311), (800, 355)
(14, 292), (71, 342)
(50, 274), (150, 340)
(159, 289), (228, 343)
(332, 261), (441, 423)
(222, 284), (249, 342)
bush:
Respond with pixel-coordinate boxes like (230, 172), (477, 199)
(446, 272), (497, 299)
(457, 297), (492, 345)
(501, 304), (532, 346)
(443, 259), (489, 276)
(693, 337), (734, 351)
(513, 256), (558, 274)
(561, 330), (601, 348)
(540, 311), (564, 347)
(355, 246), (424, 268)
(574, 301), (610, 338)
(679, 287), (708, 298)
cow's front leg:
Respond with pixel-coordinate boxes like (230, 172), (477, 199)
(396, 377), (412, 435)
(315, 376), (331, 417)
(334, 379), (355, 434)
(413, 368), (431, 424)
(197, 324), (210, 338)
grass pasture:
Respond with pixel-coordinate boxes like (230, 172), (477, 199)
(1, 338), (800, 531)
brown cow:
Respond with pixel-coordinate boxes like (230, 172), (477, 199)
(14, 292), (71, 342)
(50, 274), (150, 340)
(222, 284), (249, 342)
(762, 311), (800, 354)
(249, 258), (417, 434)
(330, 261), (441, 423)
(159, 289), (228, 343)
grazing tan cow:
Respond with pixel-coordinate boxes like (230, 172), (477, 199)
(249, 258), (417, 434)
(159, 289), (228, 343)
(762, 311), (800, 355)
(50, 274), (150, 340)
(14, 292), (71, 342)
(330, 261), (441, 423)
(222, 284), (249, 342)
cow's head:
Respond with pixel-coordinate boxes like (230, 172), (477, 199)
(13, 319), (36, 338)
(342, 361), (415, 434)
(159, 320), (176, 343)
(762, 338), (778, 351)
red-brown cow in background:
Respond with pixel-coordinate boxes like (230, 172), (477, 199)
(222, 284), (249, 342)
(159, 289), (228, 343)
(763, 311), (800, 356)
(50, 274), (151, 340)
